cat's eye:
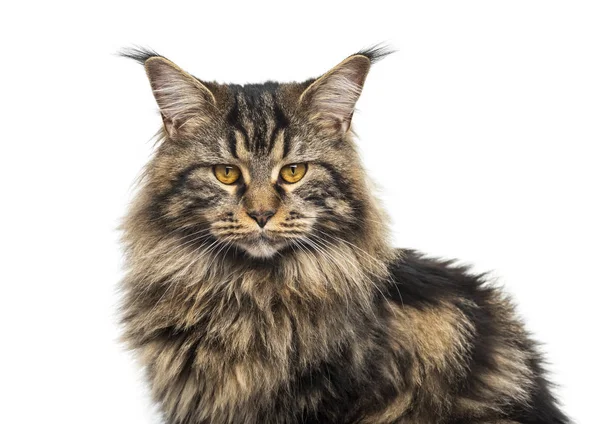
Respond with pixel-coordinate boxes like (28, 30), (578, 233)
(280, 163), (307, 184)
(214, 165), (241, 185)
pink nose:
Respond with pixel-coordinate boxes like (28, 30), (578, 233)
(247, 210), (275, 228)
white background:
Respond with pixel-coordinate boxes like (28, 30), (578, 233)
(1, 1), (598, 423)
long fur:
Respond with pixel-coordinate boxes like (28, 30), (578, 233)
(119, 47), (569, 424)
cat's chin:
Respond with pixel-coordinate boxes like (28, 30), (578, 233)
(237, 237), (285, 259)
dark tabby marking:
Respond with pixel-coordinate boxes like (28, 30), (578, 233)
(119, 46), (569, 424)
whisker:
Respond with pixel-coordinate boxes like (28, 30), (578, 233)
(308, 233), (394, 315)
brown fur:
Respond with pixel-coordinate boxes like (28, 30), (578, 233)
(119, 47), (568, 423)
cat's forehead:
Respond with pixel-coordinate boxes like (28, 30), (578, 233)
(227, 84), (282, 122)
(222, 82), (294, 158)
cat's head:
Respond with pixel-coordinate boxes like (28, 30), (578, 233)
(123, 47), (390, 261)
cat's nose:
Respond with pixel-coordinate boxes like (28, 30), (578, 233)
(247, 210), (275, 228)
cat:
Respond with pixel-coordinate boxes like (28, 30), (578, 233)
(119, 46), (569, 424)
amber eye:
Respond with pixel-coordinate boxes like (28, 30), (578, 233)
(279, 163), (307, 184)
(214, 165), (241, 185)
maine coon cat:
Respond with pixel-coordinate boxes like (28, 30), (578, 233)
(119, 46), (569, 424)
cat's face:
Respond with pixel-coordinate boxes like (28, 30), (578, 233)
(130, 49), (386, 259)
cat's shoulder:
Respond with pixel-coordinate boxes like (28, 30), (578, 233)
(384, 248), (496, 307)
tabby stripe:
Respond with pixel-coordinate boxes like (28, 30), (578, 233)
(255, 118), (267, 154)
(269, 100), (290, 155)
(227, 131), (238, 159)
(226, 95), (250, 153)
(282, 131), (292, 158)
(312, 161), (355, 200)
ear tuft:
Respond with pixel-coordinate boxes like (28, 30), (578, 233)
(354, 43), (395, 64)
(119, 46), (163, 65)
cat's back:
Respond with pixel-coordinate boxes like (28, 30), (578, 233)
(376, 249), (569, 423)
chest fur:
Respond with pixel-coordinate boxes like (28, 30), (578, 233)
(130, 285), (383, 423)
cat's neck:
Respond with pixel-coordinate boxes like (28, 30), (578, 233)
(125, 233), (391, 306)
(122, 225), (394, 354)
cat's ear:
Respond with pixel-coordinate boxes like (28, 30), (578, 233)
(297, 55), (370, 134)
(299, 46), (392, 134)
(125, 51), (217, 139)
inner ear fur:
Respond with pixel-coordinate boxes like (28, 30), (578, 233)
(299, 54), (372, 134)
(144, 57), (216, 138)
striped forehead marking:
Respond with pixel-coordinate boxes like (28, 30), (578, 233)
(226, 90), (290, 158)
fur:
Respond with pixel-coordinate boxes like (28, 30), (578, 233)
(119, 46), (569, 424)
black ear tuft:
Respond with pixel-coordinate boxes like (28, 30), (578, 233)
(354, 43), (395, 64)
(118, 46), (164, 65)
